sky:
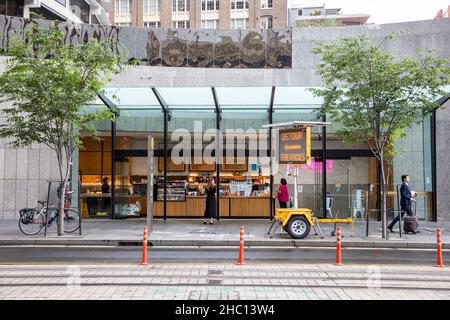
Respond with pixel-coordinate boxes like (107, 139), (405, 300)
(288, 0), (449, 24)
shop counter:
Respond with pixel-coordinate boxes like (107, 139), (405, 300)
(152, 196), (270, 217)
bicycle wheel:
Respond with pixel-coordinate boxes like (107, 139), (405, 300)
(18, 210), (45, 235)
(63, 209), (80, 233)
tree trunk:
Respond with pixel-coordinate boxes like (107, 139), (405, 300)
(379, 152), (388, 239)
(57, 154), (72, 236)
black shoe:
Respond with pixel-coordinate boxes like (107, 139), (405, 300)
(203, 221), (207, 224)
(209, 222), (214, 225)
(388, 226), (394, 233)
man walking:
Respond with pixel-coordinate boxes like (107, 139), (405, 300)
(388, 174), (416, 232)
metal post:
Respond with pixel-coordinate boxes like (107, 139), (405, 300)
(396, 184), (402, 238)
(215, 111), (221, 221)
(366, 184), (372, 237)
(376, 158), (382, 222)
(322, 113), (327, 218)
(431, 109), (437, 222)
(268, 87), (275, 220)
(147, 135), (155, 232)
(212, 87), (222, 221)
(78, 173), (82, 236)
(294, 166), (299, 209)
(44, 181), (52, 237)
(163, 110), (168, 221)
(97, 92), (119, 221)
(111, 120), (116, 220)
(152, 87), (170, 222)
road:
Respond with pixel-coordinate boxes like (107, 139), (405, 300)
(1, 246), (448, 300)
(0, 245), (448, 265)
(0, 261), (449, 300)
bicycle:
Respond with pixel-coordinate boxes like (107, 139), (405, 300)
(18, 200), (79, 235)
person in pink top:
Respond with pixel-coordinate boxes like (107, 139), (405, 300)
(276, 178), (289, 208)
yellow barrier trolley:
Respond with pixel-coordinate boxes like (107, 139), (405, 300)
(263, 121), (354, 239)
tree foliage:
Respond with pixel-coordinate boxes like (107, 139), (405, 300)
(296, 19), (343, 28)
(311, 34), (449, 237)
(0, 24), (127, 234)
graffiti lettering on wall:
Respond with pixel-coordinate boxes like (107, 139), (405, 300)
(0, 15), (292, 69)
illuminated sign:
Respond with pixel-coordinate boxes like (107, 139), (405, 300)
(278, 128), (311, 165)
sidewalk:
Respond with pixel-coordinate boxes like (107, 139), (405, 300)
(1, 218), (449, 249)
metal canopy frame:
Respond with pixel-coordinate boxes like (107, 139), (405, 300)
(97, 92), (119, 219)
(211, 87), (221, 220)
(151, 87), (171, 221)
(95, 87), (330, 221)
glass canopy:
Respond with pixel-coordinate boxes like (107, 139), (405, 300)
(94, 87), (324, 113)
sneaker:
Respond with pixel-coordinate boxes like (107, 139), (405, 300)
(209, 222), (214, 225)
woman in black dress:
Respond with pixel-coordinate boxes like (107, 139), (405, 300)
(203, 178), (216, 225)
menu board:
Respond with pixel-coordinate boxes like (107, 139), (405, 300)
(278, 127), (311, 165)
(158, 157), (185, 172)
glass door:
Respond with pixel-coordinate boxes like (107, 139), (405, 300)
(114, 157), (131, 219)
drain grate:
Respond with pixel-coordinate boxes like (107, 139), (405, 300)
(208, 270), (223, 275)
(207, 279), (223, 285)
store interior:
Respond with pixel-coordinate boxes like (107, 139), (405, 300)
(78, 133), (387, 219)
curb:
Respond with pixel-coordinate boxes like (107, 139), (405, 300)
(0, 239), (448, 250)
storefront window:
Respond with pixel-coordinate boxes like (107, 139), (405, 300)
(80, 87), (434, 222)
(393, 115), (433, 220)
(79, 136), (113, 218)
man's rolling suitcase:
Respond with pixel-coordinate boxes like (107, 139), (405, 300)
(403, 202), (418, 234)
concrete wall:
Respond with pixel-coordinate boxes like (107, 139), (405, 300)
(107, 18), (450, 87)
(0, 103), (63, 220)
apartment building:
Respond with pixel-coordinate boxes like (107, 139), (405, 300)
(108, 0), (288, 29)
(288, 4), (370, 27)
(0, 0), (110, 24)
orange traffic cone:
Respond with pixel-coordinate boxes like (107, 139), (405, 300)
(335, 226), (342, 266)
(237, 226), (245, 265)
(141, 226), (148, 266)
(436, 228), (444, 268)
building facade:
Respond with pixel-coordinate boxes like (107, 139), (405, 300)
(0, 15), (449, 222)
(288, 4), (370, 27)
(0, 0), (110, 24)
(107, 0), (288, 28)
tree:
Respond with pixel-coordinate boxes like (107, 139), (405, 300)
(311, 34), (450, 238)
(296, 19), (343, 28)
(0, 24), (126, 235)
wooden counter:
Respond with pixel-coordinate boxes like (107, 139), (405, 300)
(186, 196), (229, 217)
(229, 197), (270, 217)
(153, 201), (186, 217)
(152, 196), (270, 218)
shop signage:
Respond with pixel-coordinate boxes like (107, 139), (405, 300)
(278, 128), (311, 165)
